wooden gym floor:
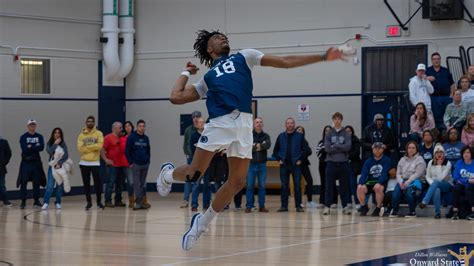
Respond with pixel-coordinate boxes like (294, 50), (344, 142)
(0, 193), (471, 265)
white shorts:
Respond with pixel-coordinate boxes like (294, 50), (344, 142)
(197, 110), (253, 159)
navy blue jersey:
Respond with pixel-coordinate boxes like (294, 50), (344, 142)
(194, 49), (264, 119)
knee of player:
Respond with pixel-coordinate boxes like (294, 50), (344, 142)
(357, 185), (365, 193)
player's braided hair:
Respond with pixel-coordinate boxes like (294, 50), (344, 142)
(193, 29), (226, 68)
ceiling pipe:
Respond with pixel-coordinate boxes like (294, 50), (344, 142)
(101, 0), (120, 79)
(114, 0), (135, 79)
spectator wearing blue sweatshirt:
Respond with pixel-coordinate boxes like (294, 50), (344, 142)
(451, 146), (474, 220)
(419, 130), (435, 165)
(17, 119), (46, 209)
(126, 120), (151, 210)
(443, 128), (464, 168)
(357, 142), (391, 217)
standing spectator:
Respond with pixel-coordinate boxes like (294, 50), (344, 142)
(181, 110), (201, 208)
(273, 117), (309, 212)
(390, 141), (426, 218)
(419, 144), (452, 219)
(295, 126), (316, 209)
(361, 114), (396, 161)
(0, 135), (12, 207)
(443, 128), (464, 167)
(451, 146), (474, 220)
(102, 122), (127, 208)
(409, 102), (435, 142)
(190, 117), (211, 211)
(461, 114), (474, 148)
(77, 115), (104, 210)
(419, 130), (436, 165)
(426, 52), (455, 130)
(126, 120), (151, 210)
(246, 117), (271, 213)
(122, 121), (134, 208)
(345, 125), (362, 208)
(18, 119), (45, 209)
(42, 128), (68, 210)
(459, 76), (474, 104)
(443, 89), (467, 135)
(409, 63), (434, 111)
(323, 112), (352, 215)
(357, 142), (391, 216)
(316, 126), (336, 208)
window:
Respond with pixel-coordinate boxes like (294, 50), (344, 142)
(20, 58), (50, 94)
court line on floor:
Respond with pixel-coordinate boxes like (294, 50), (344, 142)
(163, 223), (422, 266)
(0, 247), (203, 260)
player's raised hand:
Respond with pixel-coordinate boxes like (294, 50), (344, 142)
(185, 62), (200, 75)
(325, 44), (356, 62)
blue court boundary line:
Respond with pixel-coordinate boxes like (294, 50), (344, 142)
(0, 97), (97, 101)
(127, 93), (362, 102)
(0, 93), (361, 102)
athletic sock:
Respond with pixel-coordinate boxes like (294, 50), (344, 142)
(200, 204), (218, 228)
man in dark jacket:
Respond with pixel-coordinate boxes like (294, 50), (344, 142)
(0, 136), (12, 207)
(273, 117), (309, 213)
(18, 119), (45, 209)
(361, 114), (396, 161)
(245, 117), (271, 213)
(126, 119), (151, 210)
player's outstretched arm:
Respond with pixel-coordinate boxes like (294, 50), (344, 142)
(261, 47), (346, 69)
(170, 62), (201, 105)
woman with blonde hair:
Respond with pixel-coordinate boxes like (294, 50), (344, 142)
(461, 114), (474, 147)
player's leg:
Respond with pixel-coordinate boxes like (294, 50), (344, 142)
(181, 156), (249, 251)
(157, 147), (215, 196)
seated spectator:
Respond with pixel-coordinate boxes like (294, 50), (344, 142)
(383, 169), (398, 216)
(409, 102), (435, 142)
(469, 65), (474, 88)
(419, 144), (452, 219)
(357, 142), (391, 217)
(443, 89), (467, 134)
(361, 113), (396, 161)
(419, 130), (436, 165)
(409, 63), (434, 111)
(451, 146), (474, 220)
(345, 125), (362, 208)
(461, 114), (474, 148)
(443, 128), (464, 167)
(390, 141), (426, 218)
(460, 76), (474, 104)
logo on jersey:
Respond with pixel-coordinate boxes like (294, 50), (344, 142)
(200, 136), (208, 143)
(369, 164), (383, 178)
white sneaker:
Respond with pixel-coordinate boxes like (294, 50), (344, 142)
(343, 206), (352, 215)
(323, 207), (330, 215)
(41, 203), (49, 211)
(307, 201), (318, 208)
(355, 204), (361, 210)
(182, 213), (207, 251)
(157, 162), (174, 196)
(55, 203), (61, 209)
(330, 204), (337, 209)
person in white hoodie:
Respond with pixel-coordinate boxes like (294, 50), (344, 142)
(409, 63), (434, 112)
(418, 144), (452, 219)
(390, 141), (426, 218)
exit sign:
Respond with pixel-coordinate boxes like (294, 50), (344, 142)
(386, 25), (402, 37)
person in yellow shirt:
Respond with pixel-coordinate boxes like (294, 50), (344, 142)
(77, 115), (104, 210)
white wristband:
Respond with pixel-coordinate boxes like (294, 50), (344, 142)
(181, 70), (191, 78)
